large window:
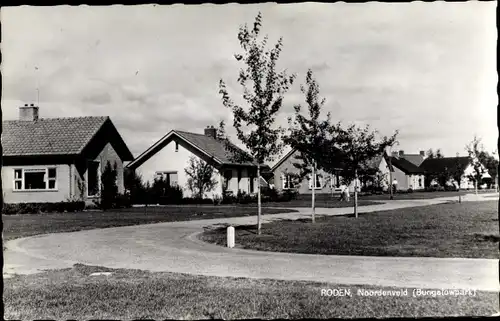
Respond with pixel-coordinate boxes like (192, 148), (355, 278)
(13, 168), (57, 191)
(87, 161), (100, 197)
(282, 174), (295, 189)
(155, 171), (178, 186)
(308, 174), (322, 189)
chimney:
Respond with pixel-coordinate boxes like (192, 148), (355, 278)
(420, 150), (425, 157)
(204, 125), (217, 138)
(19, 104), (39, 121)
(399, 150), (404, 157)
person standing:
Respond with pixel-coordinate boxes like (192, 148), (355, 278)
(392, 178), (398, 194)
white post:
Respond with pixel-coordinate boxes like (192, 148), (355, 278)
(227, 226), (235, 248)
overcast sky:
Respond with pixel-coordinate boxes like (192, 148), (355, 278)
(2, 3), (497, 164)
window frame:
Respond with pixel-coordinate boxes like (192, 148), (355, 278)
(13, 167), (58, 191)
(308, 174), (322, 190)
(282, 174), (295, 190)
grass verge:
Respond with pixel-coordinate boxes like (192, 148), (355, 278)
(2, 206), (297, 243)
(4, 264), (498, 319)
(200, 201), (499, 259)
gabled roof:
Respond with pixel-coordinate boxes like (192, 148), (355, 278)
(271, 148), (394, 173)
(419, 156), (470, 173)
(126, 129), (268, 170)
(2, 116), (133, 160)
(400, 154), (425, 167)
(389, 157), (425, 174)
(271, 148), (297, 172)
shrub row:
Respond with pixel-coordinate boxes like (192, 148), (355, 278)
(2, 201), (86, 215)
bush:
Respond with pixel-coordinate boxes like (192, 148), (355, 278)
(2, 201), (85, 215)
(236, 190), (257, 204)
(221, 190), (236, 204)
(444, 185), (458, 192)
(157, 185), (184, 205)
(261, 186), (279, 201)
(407, 188), (414, 193)
(279, 189), (298, 202)
(181, 197), (214, 205)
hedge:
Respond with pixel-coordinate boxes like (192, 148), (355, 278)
(2, 201), (86, 215)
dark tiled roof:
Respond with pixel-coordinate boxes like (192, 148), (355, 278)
(2, 117), (108, 156)
(175, 130), (267, 168)
(420, 157), (470, 173)
(401, 154), (425, 167)
(390, 157), (425, 174)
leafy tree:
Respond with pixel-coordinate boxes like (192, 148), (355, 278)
(478, 150), (499, 189)
(185, 156), (219, 199)
(282, 69), (333, 223)
(466, 136), (487, 194)
(449, 156), (468, 191)
(124, 168), (147, 204)
(219, 12), (295, 234)
(100, 161), (118, 210)
(423, 148), (445, 188)
(324, 124), (398, 218)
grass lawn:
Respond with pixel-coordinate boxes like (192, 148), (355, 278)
(361, 190), (496, 201)
(244, 197), (381, 208)
(4, 264), (498, 319)
(2, 206), (297, 243)
(200, 201), (499, 259)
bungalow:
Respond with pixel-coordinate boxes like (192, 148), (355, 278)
(388, 156), (425, 191)
(268, 149), (393, 194)
(419, 156), (490, 189)
(125, 126), (269, 199)
(393, 150), (426, 167)
(2, 104), (134, 205)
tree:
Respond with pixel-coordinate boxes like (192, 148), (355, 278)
(100, 161), (118, 210)
(325, 124), (398, 218)
(449, 156), (468, 191)
(423, 148), (445, 188)
(185, 156), (219, 199)
(282, 69), (332, 223)
(465, 135), (487, 194)
(219, 12), (295, 235)
(478, 150), (499, 189)
(124, 168), (147, 204)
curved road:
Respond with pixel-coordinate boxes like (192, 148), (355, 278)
(4, 193), (499, 291)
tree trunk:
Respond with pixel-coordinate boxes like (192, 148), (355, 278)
(354, 169), (359, 218)
(257, 164), (262, 235)
(311, 162), (316, 223)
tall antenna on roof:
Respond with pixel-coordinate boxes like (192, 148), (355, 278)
(35, 66), (40, 105)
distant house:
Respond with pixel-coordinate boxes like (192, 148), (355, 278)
(419, 156), (490, 189)
(2, 104), (134, 204)
(392, 150), (426, 167)
(126, 126), (269, 199)
(388, 156), (425, 191)
(268, 149), (393, 194)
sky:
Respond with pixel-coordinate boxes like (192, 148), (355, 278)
(1, 2), (498, 166)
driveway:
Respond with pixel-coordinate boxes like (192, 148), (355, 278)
(4, 193), (499, 291)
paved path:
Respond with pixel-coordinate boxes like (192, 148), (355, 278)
(4, 193), (499, 291)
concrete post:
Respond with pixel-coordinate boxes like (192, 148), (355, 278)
(227, 226), (235, 248)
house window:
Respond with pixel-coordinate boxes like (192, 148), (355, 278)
(418, 178), (422, 187)
(175, 141), (179, 152)
(155, 171), (178, 186)
(308, 174), (322, 189)
(87, 161), (100, 197)
(282, 174), (295, 189)
(13, 168), (57, 191)
(224, 170), (233, 190)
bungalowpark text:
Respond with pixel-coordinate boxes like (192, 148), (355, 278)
(320, 288), (477, 298)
